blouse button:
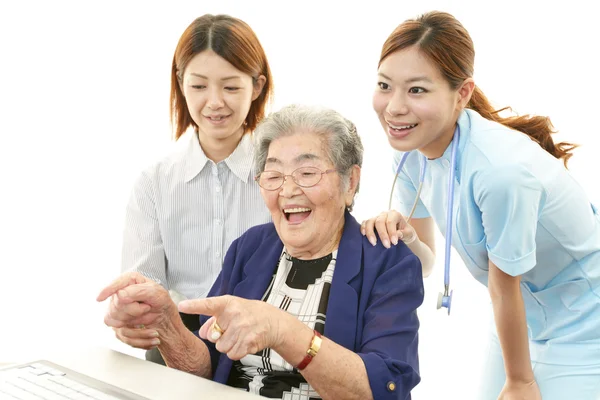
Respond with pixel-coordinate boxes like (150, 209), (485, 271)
(387, 381), (396, 392)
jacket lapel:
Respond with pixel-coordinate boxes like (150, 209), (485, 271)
(231, 213), (363, 350)
(232, 228), (283, 301)
(215, 228), (284, 383)
(323, 211), (362, 351)
(217, 215), (363, 382)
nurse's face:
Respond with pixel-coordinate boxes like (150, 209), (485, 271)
(372, 46), (470, 159)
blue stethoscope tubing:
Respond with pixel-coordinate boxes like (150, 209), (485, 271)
(388, 126), (460, 315)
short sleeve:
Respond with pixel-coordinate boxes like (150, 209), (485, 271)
(391, 151), (430, 218)
(474, 164), (546, 276)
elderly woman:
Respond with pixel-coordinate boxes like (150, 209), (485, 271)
(97, 104), (424, 400)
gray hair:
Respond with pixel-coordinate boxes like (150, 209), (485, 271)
(254, 104), (364, 211)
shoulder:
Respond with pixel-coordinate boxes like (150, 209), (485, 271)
(382, 241), (422, 282)
(131, 135), (195, 189)
(356, 237), (424, 311)
(232, 222), (278, 251)
(467, 164), (547, 222)
(221, 222), (281, 285)
(476, 163), (543, 190)
(469, 164), (546, 214)
(361, 233), (423, 285)
(343, 213), (421, 277)
(460, 111), (554, 195)
(143, 146), (188, 181)
(462, 109), (556, 170)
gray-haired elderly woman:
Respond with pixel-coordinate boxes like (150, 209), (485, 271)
(97, 105), (424, 400)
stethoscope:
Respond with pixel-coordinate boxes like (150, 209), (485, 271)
(388, 126), (460, 315)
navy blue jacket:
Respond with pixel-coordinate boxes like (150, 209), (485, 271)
(200, 212), (424, 399)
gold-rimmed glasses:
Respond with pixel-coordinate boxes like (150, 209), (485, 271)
(255, 167), (337, 191)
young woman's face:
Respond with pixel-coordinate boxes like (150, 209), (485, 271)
(181, 50), (264, 144)
(372, 46), (464, 158)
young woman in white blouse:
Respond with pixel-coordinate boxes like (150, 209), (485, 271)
(117, 14), (273, 364)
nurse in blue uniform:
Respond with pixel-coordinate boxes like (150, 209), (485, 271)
(363, 10), (600, 400)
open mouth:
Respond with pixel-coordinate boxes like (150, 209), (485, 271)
(387, 122), (418, 139)
(388, 123), (418, 132)
(283, 207), (312, 224)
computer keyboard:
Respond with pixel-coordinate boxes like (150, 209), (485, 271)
(0, 362), (124, 400)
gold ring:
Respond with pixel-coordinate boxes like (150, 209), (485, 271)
(212, 321), (224, 334)
(135, 324), (146, 329)
(211, 321), (225, 341)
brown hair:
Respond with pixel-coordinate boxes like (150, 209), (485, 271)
(170, 14), (273, 140)
(379, 11), (576, 166)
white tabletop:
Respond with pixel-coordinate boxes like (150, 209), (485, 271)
(41, 346), (262, 400)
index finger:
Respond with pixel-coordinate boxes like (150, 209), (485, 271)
(386, 211), (405, 245)
(178, 295), (232, 317)
(375, 213), (393, 248)
(363, 217), (378, 246)
(96, 272), (148, 302)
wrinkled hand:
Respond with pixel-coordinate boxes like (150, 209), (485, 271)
(361, 210), (416, 248)
(498, 379), (542, 400)
(96, 272), (176, 349)
(179, 295), (292, 361)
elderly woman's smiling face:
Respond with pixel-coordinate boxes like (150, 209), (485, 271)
(260, 131), (358, 259)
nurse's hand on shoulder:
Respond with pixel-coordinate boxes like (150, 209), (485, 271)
(498, 379), (541, 400)
(96, 272), (175, 350)
(361, 210), (416, 248)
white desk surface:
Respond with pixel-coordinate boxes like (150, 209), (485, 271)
(40, 346), (263, 400)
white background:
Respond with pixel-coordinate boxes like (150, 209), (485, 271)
(1, 1), (599, 399)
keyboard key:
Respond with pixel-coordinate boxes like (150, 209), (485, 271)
(0, 381), (40, 400)
(1, 362), (131, 400)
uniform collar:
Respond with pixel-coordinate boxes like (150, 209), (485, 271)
(436, 109), (470, 163)
(184, 131), (254, 183)
(429, 109), (472, 181)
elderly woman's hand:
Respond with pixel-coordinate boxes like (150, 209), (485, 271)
(96, 272), (177, 349)
(179, 295), (304, 361)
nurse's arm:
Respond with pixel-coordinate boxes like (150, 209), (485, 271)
(488, 260), (535, 383)
(363, 212), (436, 277)
(405, 217), (436, 277)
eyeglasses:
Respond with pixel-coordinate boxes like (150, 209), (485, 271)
(255, 167), (337, 191)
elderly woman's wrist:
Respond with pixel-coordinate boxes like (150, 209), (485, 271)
(272, 316), (314, 366)
(157, 323), (210, 377)
(156, 311), (193, 362)
(157, 302), (186, 338)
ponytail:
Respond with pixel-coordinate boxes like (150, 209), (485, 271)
(467, 86), (577, 167)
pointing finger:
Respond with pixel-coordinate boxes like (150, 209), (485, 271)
(97, 272), (148, 302)
(178, 295), (232, 316)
